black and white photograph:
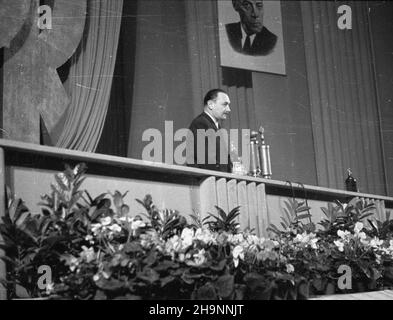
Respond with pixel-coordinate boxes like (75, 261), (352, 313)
(0, 0), (393, 304)
(218, 0), (286, 74)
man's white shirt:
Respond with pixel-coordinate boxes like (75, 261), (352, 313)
(240, 23), (256, 48)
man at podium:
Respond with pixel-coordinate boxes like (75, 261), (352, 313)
(187, 89), (232, 173)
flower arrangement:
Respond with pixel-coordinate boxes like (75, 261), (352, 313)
(1, 164), (393, 300)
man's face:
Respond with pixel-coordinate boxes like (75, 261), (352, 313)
(235, 0), (264, 34)
(210, 92), (231, 121)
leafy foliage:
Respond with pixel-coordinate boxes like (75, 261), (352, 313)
(268, 198), (315, 236)
(1, 164), (393, 300)
(319, 198), (376, 235)
(136, 195), (187, 240)
(205, 206), (241, 233)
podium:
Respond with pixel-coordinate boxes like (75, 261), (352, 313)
(0, 138), (392, 299)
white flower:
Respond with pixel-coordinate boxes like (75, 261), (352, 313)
(165, 235), (182, 254)
(354, 222), (364, 234)
(293, 232), (319, 249)
(337, 230), (351, 240)
(67, 256), (80, 271)
(310, 238), (319, 249)
(194, 228), (215, 244)
(181, 228), (194, 249)
(93, 274), (100, 282)
(272, 240), (280, 247)
(108, 224), (122, 233)
(80, 246), (95, 263)
(45, 282), (55, 295)
(100, 216), (112, 226)
(130, 219), (145, 231)
(246, 235), (260, 246)
(355, 231), (367, 241)
(91, 223), (102, 234)
(334, 240), (345, 252)
(261, 239), (278, 251)
(369, 237), (383, 248)
(192, 249), (206, 266)
(232, 245), (244, 267)
(286, 264), (295, 273)
(228, 234), (245, 245)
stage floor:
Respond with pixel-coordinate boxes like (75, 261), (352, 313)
(310, 289), (393, 300)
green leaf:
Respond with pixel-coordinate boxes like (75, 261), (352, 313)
(124, 242), (143, 253)
(121, 205), (130, 216)
(210, 259), (227, 271)
(96, 278), (124, 291)
(370, 267), (382, 281)
(137, 267), (159, 284)
(320, 207), (330, 218)
(312, 278), (323, 291)
(296, 206), (311, 214)
(154, 260), (179, 272)
(324, 282), (336, 295)
(215, 206), (227, 221)
(112, 191), (124, 209)
(297, 213), (311, 220)
(297, 281), (309, 299)
(55, 173), (70, 191)
(160, 276), (175, 288)
(196, 282), (217, 300)
(215, 275), (234, 299)
(15, 284), (31, 298)
(143, 251), (157, 266)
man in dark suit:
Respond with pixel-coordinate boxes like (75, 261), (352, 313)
(226, 0), (277, 56)
(187, 89), (232, 173)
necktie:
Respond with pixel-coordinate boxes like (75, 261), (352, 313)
(243, 35), (251, 54)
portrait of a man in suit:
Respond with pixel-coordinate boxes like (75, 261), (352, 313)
(226, 0), (277, 56)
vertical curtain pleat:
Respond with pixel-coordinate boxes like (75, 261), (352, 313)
(301, 1), (385, 194)
(221, 68), (255, 169)
(185, 0), (255, 163)
(127, 0), (195, 160)
(56, 0), (123, 152)
(185, 0), (221, 117)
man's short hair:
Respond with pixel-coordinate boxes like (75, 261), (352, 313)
(232, 0), (263, 11)
(232, 0), (240, 10)
(203, 89), (228, 106)
(232, 0), (246, 11)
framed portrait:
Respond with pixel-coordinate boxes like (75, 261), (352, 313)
(217, 0), (286, 75)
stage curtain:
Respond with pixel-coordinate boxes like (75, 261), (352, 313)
(126, 0), (254, 164)
(127, 0), (227, 160)
(126, 0), (193, 160)
(56, 0), (123, 152)
(185, 0), (255, 166)
(301, 1), (386, 194)
(184, 0), (221, 117)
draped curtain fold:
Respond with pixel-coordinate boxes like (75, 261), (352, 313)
(56, 0), (123, 152)
(124, 0), (256, 163)
(126, 0), (195, 160)
(184, 0), (221, 117)
(300, 1), (386, 194)
(185, 0), (255, 169)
